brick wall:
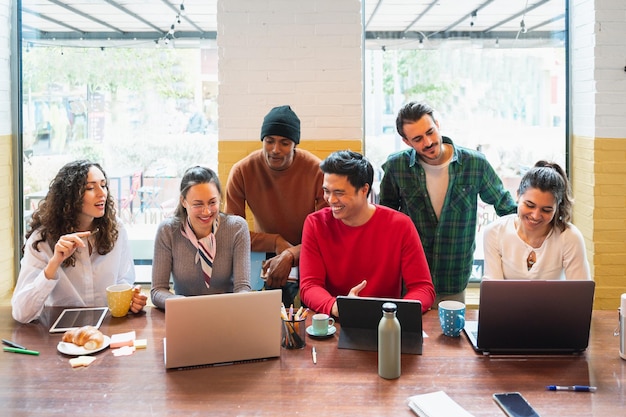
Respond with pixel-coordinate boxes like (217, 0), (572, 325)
(216, 0), (363, 181)
(571, 0), (626, 309)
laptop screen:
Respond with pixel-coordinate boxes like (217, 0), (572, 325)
(164, 290), (283, 369)
(465, 280), (595, 355)
(336, 296), (423, 354)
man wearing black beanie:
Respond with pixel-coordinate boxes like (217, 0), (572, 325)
(224, 105), (327, 306)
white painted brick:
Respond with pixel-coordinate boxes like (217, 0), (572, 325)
(218, 0), (362, 142)
(595, 79), (626, 93)
(596, 103), (626, 116)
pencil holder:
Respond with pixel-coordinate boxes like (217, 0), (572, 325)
(281, 317), (306, 349)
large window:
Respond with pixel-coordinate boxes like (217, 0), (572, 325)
(363, 1), (567, 280)
(19, 1), (218, 282)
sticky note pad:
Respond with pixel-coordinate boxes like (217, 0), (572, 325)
(134, 339), (147, 349)
(112, 345), (135, 357)
(110, 330), (136, 348)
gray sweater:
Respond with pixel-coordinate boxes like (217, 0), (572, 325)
(150, 213), (251, 309)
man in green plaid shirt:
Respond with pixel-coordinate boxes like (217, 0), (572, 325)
(379, 102), (517, 305)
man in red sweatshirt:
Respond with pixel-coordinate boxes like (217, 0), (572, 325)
(300, 150), (435, 318)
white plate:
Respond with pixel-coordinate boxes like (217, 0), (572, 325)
(57, 335), (111, 356)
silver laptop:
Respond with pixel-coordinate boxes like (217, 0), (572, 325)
(164, 290), (282, 369)
(464, 280), (595, 355)
(336, 296), (423, 354)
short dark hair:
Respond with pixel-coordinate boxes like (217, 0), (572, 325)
(319, 150), (374, 197)
(517, 160), (573, 232)
(396, 102), (436, 139)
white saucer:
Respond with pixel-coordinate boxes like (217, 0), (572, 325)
(306, 325), (336, 338)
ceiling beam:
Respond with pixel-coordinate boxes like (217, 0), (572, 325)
(103, 0), (163, 33)
(22, 7), (85, 34)
(403, 0), (439, 33)
(21, 30), (217, 42)
(47, 0), (125, 34)
(365, 30), (564, 42)
(483, 0), (551, 32)
(159, 0), (205, 32)
(364, 0), (384, 30)
(438, 0), (496, 34)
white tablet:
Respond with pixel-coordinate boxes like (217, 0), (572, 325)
(49, 307), (109, 333)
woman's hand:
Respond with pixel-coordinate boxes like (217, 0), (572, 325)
(45, 231), (92, 279)
(130, 285), (148, 313)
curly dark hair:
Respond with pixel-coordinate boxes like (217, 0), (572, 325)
(25, 160), (119, 267)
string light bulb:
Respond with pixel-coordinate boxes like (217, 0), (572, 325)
(155, 2), (186, 47)
(520, 19), (527, 33)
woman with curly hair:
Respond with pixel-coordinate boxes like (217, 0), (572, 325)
(12, 160), (147, 323)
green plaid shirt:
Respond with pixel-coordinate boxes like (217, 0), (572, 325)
(380, 137), (517, 295)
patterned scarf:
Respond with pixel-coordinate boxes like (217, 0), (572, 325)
(181, 215), (220, 288)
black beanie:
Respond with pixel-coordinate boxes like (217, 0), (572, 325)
(260, 105), (301, 144)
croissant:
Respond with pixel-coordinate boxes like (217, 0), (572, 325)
(62, 326), (104, 350)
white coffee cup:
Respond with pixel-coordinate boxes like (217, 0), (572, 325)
(311, 313), (335, 336)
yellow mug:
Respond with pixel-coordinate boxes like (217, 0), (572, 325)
(106, 283), (133, 317)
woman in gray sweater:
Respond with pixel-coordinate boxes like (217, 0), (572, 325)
(150, 166), (251, 309)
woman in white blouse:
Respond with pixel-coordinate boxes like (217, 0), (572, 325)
(483, 161), (591, 280)
(12, 160), (147, 323)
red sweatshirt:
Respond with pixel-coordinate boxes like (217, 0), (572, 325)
(300, 205), (435, 315)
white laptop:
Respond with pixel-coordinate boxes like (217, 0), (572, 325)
(464, 280), (595, 355)
(164, 290), (282, 369)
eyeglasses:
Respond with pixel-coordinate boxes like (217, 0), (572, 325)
(185, 200), (219, 213)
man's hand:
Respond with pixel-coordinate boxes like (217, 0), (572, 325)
(262, 250), (294, 288)
(332, 280), (367, 318)
(348, 280), (367, 297)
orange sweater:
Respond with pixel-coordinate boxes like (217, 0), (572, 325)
(224, 148), (327, 263)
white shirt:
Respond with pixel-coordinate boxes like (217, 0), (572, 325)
(418, 153), (451, 220)
(12, 223), (135, 323)
(483, 214), (591, 280)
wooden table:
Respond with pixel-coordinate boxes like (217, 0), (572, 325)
(0, 307), (623, 416)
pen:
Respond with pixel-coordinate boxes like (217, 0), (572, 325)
(312, 347), (317, 364)
(546, 385), (597, 392)
(2, 339), (27, 350)
(3, 347), (40, 356)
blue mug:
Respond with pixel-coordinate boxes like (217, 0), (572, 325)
(438, 300), (466, 337)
